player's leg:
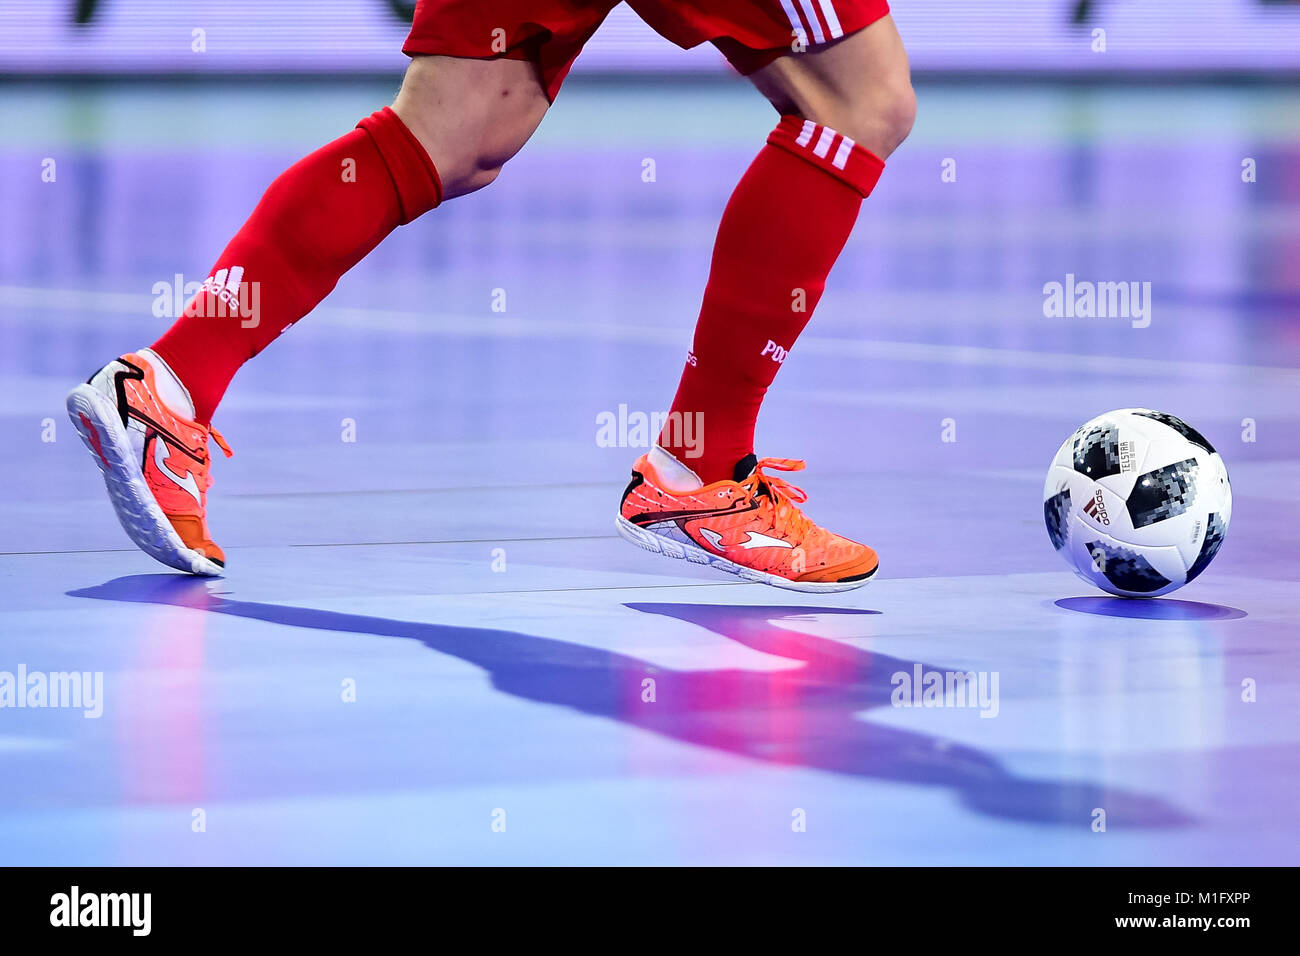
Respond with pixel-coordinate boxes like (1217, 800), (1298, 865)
(154, 54), (549, 428)
(659, 15), (914, 480)
(67, 55), (549, 575)
(620, 13), (913, 590)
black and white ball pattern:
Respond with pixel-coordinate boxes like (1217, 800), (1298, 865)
(1043, 409), (1231, 597)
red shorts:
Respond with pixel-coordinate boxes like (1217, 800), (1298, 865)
(404, 0), (891, 100)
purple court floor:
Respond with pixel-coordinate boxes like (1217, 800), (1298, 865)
(0, 79), (1298, 865)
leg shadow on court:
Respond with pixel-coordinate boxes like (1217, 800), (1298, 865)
(71, 574), (1192, 828)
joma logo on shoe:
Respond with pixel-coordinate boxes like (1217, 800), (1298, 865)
(699, 527), (794, 551)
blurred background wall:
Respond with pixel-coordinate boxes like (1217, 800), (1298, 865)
(2, 0), (1299, 77)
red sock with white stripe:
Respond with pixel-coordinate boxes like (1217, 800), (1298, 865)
(657, 115), (885, 484)
(150, 107), (441, 425)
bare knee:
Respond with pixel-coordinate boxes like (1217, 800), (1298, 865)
(752, 16), (916, 160)
(763, 65), (915, 160)
(392, 55), (549, 200)
(843, 78), (916, 158)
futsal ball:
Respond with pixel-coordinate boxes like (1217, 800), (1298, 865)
(1043, 409), (1231, 597)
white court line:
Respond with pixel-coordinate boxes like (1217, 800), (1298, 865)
(2, 284), (1298, 384)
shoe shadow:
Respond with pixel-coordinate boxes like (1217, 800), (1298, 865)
(69, 575), (1191, 829)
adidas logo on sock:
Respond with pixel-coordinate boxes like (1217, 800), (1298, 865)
(192, 267), (260, 327)
(199, 267), (244, 308)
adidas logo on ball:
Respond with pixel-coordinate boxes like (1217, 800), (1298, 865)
(1083, 490), (1110, 525)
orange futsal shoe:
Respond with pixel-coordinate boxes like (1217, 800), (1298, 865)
(67, 351), (232, 576)
(616, 448), (878, 592)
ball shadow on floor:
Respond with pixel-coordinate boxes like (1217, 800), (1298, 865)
(1054, 596), (1247, 621)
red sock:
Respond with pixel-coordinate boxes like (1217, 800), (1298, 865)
(150, 107), (441, 424)
(658, 116), (885, 483)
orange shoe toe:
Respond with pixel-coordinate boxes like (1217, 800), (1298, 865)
(167, 512), (226, 567)
(795, 545), (878, 583)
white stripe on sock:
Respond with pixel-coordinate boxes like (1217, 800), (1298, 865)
(795, 120), (817, 148)
(832, 135), (854, 170)
(813, 126), (837, 159)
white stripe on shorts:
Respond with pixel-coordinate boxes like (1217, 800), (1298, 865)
(797, 0), (827, 44)
(818, 0), (845, 40)
(778, 0), (805, 39)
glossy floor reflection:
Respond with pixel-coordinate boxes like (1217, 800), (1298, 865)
(1, 79), (1297, 865)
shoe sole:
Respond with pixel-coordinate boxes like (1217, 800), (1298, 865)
(615, 514), (874, 593)
(67, 384), (224, 577)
